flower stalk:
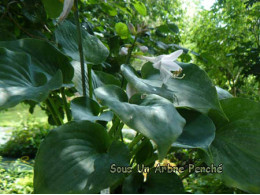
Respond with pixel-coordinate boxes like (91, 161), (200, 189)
(74, 0), (89, 97)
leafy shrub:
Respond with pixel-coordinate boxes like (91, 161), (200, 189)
(0, 119), (51, 158)
(0, 156), (33, 194)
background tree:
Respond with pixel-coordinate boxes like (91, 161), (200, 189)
(182, 0), (260, 100)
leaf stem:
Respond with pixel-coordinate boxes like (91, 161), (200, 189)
(45, 99), (60, 126)
(48, 97), (64, 125)
(121, 35), (138, 88)
(61, 88), (72, 122)
(128, 133), (144, 150)
(109, 117), (121, 137)
(74, 0), (87, 97)
(125, 36), (138, 64)
(87, 64), (93, 98)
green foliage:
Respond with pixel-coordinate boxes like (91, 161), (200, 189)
(41, 0), (63, 18)
(123, 170), (184, 193)
(172, 109), (215, 151)
(183, 0), (260, 100)
(115, 22), (129, 39)
(210, 98), (260, 193)
(0, 119), (51, 158)
(71, 96), (113, 121)
(0, 0), (259, 193)
(95, 85), (186, 159)
(122, 63), (226, 117)
(184, 174), (242, 194)
(0, 157), (34, 194)
(55, 20), (109, 64)
(132, 1), (147, 16)
(34, 121), (130, 193)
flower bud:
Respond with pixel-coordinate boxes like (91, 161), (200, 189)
(138, 45), (148, 53)
(119, 47), (128, 56)
(128, 23), (136, 35)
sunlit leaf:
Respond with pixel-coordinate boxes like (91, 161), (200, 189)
(122, 63), (226, 119)
(34, 121), (130, 193)
(55, 20), (109, 64)
(95, 85), (186, 160)
(115, 22), (129, 39)
(133, 1), (147, 16)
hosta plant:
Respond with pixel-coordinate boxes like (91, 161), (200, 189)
(0, 0), (259, 193)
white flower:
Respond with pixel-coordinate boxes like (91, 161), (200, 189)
(138, 45), (149, 53)
(58, 0), (74, 23)
(136, 50), (183, 84)
(119, 47), (128, 56)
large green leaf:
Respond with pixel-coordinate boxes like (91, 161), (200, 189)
(71, 61), (120, 96)
(123, 170), (184, 193)
(71, 96), (113, 122)
(55, 20), (109, 65)
(172, 109), (215, 151)
(95, 85), (186, 160)
(0, 48), (63, 110)
(0, 38), (73, 84)
(34, 121), (130, 193)
(121, 63), (226, 118)
(210, 98), (260, 193)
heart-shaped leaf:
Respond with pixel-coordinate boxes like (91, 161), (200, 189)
(121, 63), (226, 119)
(34, 121), (130, 193)
(172, 109), (215, 151)
(123, 170), (184, 193)
(209, 98), (260, 193)
(95, 85), (186, 160)
(71, 96), (113, 122)
(0, 38), (74, 84)
(55, 20), (109, 65)
(0, 48), (63, 110)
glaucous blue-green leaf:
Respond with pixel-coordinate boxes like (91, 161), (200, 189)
(0, 48), (63, 110)
(34, 121), (130, 193)
(115, 22), (129, 39)
(0, 38), (73, 84)
(123, 170), (184, 193)
(72, 61), (120, 96)
(121, 63), (226, 118)
(172, 109), (215, 151)
(216, 86), (233, 100)
(210, 98), (260, 193)
(55, 20), (109, 64)
(41, 0), (63, 18)
(71, 96), (113, 122)
(95, 85), (186, 160)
